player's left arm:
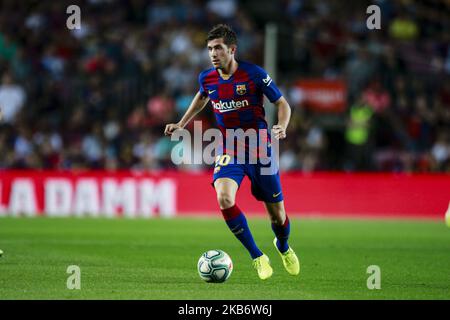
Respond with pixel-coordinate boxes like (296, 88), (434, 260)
(272, 96), (291, 140)
(253, 65), (291, 140)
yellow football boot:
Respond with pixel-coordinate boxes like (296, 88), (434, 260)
(252, 254), (273, 280)
(273, 238), (300, 276)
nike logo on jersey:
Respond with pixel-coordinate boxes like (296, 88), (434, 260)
(208, 89), (216, 94)
(272, 191), (281, 198)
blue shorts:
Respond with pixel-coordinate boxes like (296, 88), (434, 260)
(212, 155), (283, 203)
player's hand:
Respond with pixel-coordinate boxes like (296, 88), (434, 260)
(164, 123), (182, 136)
(272, 124), (287, 140)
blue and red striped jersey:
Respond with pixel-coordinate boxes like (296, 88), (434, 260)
(198, 61), (282, 159)
(198, 60), (282, 131)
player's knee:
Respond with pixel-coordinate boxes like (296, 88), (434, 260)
(217, 193), (235, 209)
(269, 209), (286, 225)
(271, 215), (284, 225)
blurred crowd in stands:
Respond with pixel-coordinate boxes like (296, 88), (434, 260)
(0, 0), (449, 173)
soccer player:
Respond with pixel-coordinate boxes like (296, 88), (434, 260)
(164, 24), (299, 280)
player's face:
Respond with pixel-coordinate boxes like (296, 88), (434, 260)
(207, 38), (235, 69)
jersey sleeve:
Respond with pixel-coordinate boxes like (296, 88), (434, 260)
(253, 66), (282, 103)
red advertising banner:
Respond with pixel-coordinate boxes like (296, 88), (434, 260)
(0, 170), (448, 219)
(0, 170), (177, 218)
(296, 79), (347, 112)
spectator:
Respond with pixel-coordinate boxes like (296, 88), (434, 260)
(389, 12), (419, 41)
(431, 130), (450, 171)
(344, 99), (374, 171)
(345, 47), (377, 102)
(362, 80), (391, 114)
(0, 72), (26, 123)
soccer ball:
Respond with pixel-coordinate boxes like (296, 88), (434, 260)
(197, 250), (233, 283)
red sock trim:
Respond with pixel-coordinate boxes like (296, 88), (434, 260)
(221, 204), (242, 221)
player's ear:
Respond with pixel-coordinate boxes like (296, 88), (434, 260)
(229, 44), (237, 55)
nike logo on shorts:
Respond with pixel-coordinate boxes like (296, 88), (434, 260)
(272, 191), (281, 197)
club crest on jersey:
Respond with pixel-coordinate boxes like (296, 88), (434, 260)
(236, 84), (247, 95)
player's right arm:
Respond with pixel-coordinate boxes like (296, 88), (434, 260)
(164, 91), (210, 136)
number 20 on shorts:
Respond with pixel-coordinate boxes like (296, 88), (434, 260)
(215, 155), (231, 167)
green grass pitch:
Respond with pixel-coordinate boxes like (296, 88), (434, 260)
(0, 216), (449, 299)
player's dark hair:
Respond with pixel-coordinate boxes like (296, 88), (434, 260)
(206, 24), (237, 47)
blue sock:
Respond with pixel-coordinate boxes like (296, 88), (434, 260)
(221, 205), (263, 259)
(272, 216), (290, 253)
